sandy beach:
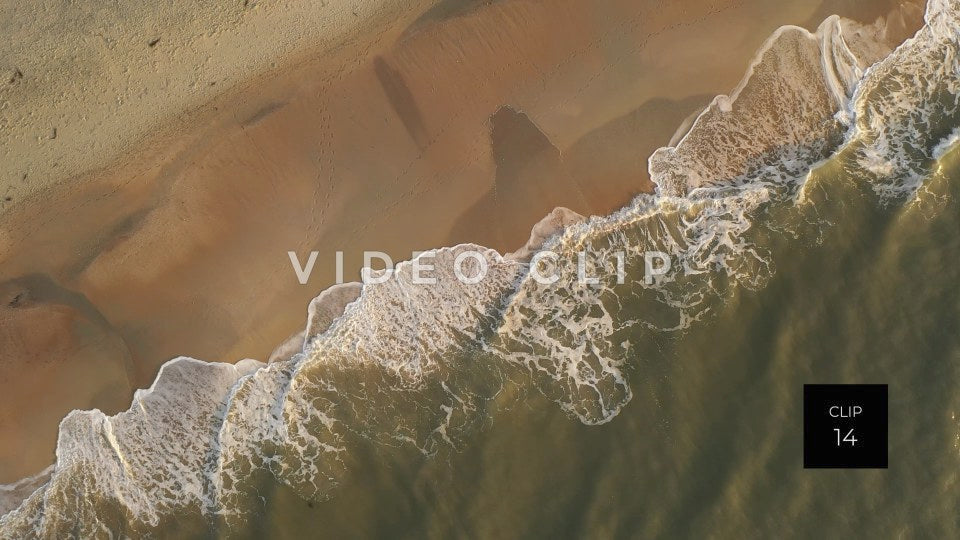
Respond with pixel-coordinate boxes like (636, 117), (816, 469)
(0, 0), (923, 483)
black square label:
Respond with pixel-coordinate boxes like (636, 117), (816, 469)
(803, 384), (887, 468)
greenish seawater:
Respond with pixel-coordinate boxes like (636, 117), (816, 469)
(197, 148), (959, 538)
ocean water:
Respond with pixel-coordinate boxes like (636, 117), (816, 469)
(2, 1), (960, 538)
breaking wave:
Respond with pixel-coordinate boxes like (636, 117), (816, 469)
(3, 1), (959, 536)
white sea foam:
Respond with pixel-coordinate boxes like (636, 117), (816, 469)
(933, 126), (960, 159)
(0, 467), (52, 518)
(848, 0), (960, 199)
(3, 2), (958, 536)
(648, 16), (885, 197)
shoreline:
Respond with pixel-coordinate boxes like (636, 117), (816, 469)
(0, 0), (924, 485)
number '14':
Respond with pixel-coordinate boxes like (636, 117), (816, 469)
(834, 428), (857, 446)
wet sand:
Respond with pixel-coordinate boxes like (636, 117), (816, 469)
(0, 0), (923, 482)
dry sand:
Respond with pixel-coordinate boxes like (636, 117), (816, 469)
(0, 0), (924, 481)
